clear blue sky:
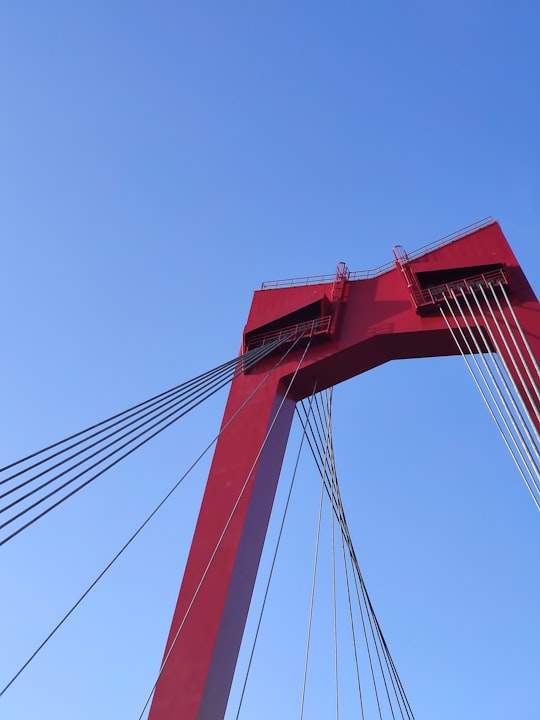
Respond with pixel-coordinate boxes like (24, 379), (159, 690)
(1, 2), (539, 718)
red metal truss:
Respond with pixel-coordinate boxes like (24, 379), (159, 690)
(148, 221), (539, 719)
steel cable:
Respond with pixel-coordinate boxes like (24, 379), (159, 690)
(1, 358), (257, 507)
(498, 282), (540, 381)
(0, 338), (281, 509)
(447, 290), (540, 493)
(299, 403), (328, 720)
(0, 339), (281, 488)
(0, 335), (296, 547)
(338, 503), (366, 719)
(0, 333), (305, 700)
(326, 429), (409, 720)
(296, 391), (414, 719)
(473, 286), (540, 435)
(325, 399), (412, 716)
(297, 396), (369, 717)
(440, 301), (540, 510)
(458, 288), (540, 461)
(484, 284), (540, 417)
(0, 342), (276, 477)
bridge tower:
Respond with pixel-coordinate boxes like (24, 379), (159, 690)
(148, 220), (539, 719)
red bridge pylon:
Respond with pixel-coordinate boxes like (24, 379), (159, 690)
(148, 219), (539, 719)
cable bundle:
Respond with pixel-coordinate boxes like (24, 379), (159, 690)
(1, 331), (308, 702)
(295, 390), (415, 720)
(0, 335), (292, 548)
(440, 280), (540, 510)
(232, 385), (415, 719)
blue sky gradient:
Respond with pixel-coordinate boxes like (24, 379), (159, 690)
(1, 2), (539, 718)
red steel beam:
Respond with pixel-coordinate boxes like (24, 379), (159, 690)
(148, 221), (539, 719)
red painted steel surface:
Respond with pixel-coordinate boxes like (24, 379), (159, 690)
(148, 221), (539, 719)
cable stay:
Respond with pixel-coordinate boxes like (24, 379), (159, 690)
(0, 334), (297, 548)
(226, 387), (414, 719)
(297, 389), (414, 720)
(0, 332), (310, 702)
(438, 279), (540, 510)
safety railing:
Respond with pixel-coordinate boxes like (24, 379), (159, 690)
(245, 315), (333, 351)
(396, 217), (494, 265)
(260, 262), (394, 289)
(260, 217), (495, 290)
(410, 267), (508, 308)
(261, 273), (338, 290)
(261, 262), (351, 290)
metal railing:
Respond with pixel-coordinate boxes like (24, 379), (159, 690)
(395, 216), (494, 265)
(260, 263), (394, 289)
(411, 267), (508, 307)
(245, 315), (333, 350)
(260, 217), (495, 290)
